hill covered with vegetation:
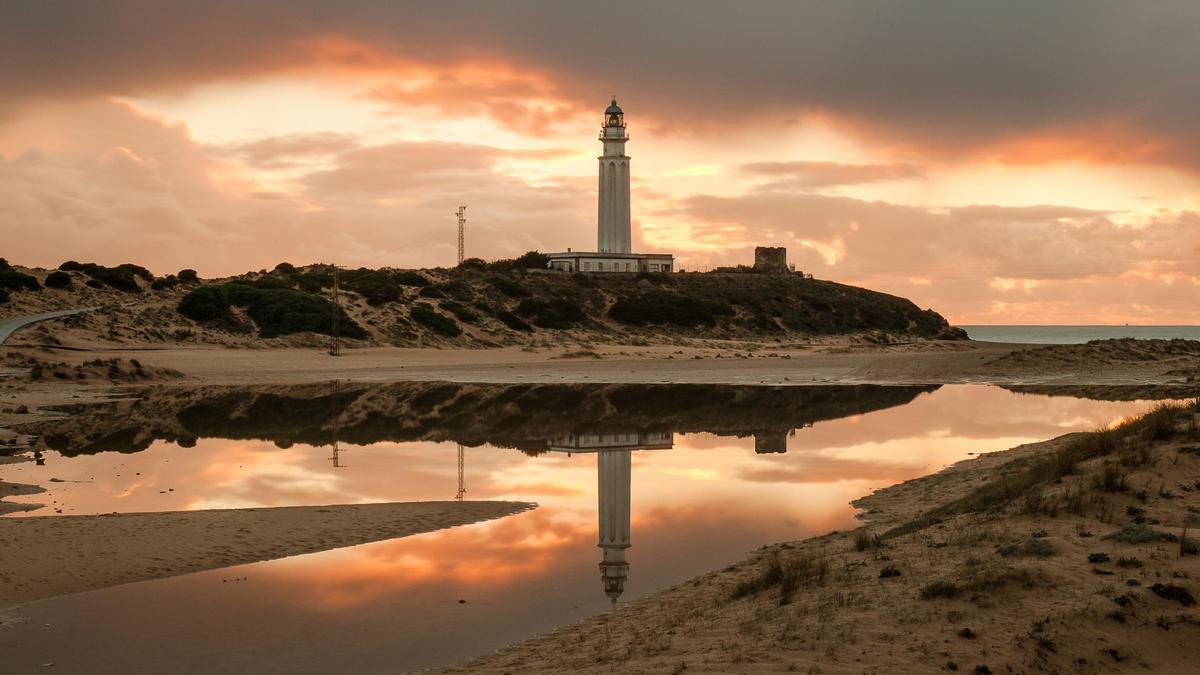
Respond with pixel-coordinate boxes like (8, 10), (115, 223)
(0, 255), (965, 348)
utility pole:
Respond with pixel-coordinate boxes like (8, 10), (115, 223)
(329, 265), (340, 357)
(455, 443), (466, 500)
(454, 206), (467, 265)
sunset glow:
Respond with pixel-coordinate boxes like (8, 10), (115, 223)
(2, 3), (1199, 323)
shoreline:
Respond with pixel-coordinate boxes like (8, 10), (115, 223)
(441, 406), (1200, 673)
(0, 500), (534, 610)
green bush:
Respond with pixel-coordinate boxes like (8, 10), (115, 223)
(489, 276), (530, 298)
(410, 302), (461, 337)
(177, 269), (199, 283)
(296, 275), (324, 293)
(340, 269), (427, 305)
(177, 282), (367, 339)
(44, 270), (72, 289)
(439, 300), (478, 323)
(56, 261), (151, 292)
(517, 298), (586, 329)
(497, 310), (532, 332)
(150, 275), (180, 291)
(609, 290), (733, 327)
(0, 289), (9, 303)
(418, 285), (446, 299)
(0, 259), (40, 292)
(247, 275), (295, 290)
(476, 251), (549, 272)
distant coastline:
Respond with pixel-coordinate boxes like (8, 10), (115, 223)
(961, 324), (1200, 344)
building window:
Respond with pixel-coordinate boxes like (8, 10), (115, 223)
(582, 262), (589, 271)
(650, 264), (659, 272)
(625, 262), (632, 271)
(598, 262), (604, 271)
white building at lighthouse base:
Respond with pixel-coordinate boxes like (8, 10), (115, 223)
(546, 250), (674, 273)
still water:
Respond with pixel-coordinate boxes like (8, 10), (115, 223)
(0, 383), (1182, 673)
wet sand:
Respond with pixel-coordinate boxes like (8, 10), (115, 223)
(0, 500), (533, 609)
(8, 338), (1194, 390)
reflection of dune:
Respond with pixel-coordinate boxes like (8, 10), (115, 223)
(31, 382), (939, 456)
(0, 500), (532, 608)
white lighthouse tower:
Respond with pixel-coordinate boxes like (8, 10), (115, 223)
(546, 98), (673, 274)
(597, 98), (631, 254)
(597, 449), (632, 605)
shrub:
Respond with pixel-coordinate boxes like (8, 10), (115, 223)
(1103, 523), (1178, 544)
(0, 259), (40, 292)
(418, 286), (446, 299)
(489, 276), (530, 298)
(150, 275), (180, 290)
(1088, 552), (1111, 564)
(274, 262), (296, 274)
(247, 275), (295, 290)
(0, 289), (9, 303)
(296, 275), (324, 293)
(478, 251), (549, 272)
(997, 538), (1054, 558)
(177, 282), (367, 339)
(731, 551), (828, 605)
(517, 298), (586, 329)
(1149, 583), (1195, 606)
(439, 300), (478, 323)
(496, 310), (532, 332)
(920, 580), (961, 600)
(44, 270), (72, 288)
(177, 269), (199, 283)
(56, 261), (151, 292)
(609, 290), (733, 327)
(410, 303), (461, 337)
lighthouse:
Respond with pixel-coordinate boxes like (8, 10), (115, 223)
(545, 98), (674, 274)
(597, 449), (632, 605)
(597, 98), (631, 254)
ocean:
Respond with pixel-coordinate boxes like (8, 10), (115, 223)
(961, 325), (1200, 345)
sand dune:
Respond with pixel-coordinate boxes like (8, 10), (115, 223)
(0, 500), (533, 608)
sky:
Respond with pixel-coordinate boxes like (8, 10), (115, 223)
(2, 1), (1199, 324)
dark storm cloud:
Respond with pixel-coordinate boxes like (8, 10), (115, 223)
(3, 1), (1200, 165)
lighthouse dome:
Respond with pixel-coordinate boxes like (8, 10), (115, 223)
(605, 98), (623, 115)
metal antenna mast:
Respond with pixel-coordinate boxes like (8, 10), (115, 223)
(454, 206), (467, 265)
(455, 443), (466, 500)
(329, 265), (341, 357)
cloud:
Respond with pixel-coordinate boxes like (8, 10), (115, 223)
(667, 188), (1200, 322)
(0, 100), (593, 275)
(740, 161), (925, 189)
(5, 2), (1200, 168)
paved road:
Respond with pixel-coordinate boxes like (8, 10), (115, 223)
(0, 307), (96, 345)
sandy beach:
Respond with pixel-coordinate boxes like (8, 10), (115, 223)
(0, 500), (533, 610)
(441, 406), (1200, 673)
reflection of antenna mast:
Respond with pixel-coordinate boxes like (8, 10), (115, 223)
(454, 206), (467, 265)
(329, 379), (345, 468)
(455, 443), (465, 500)
(328, 265), (341, 357)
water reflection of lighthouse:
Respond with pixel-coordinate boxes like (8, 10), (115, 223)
(549, 431), (672, 606)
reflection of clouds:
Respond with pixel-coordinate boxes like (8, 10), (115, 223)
(267, 507), (592, 610)
(736, 455), (922, 485)
(3, 386), (1174, 616)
